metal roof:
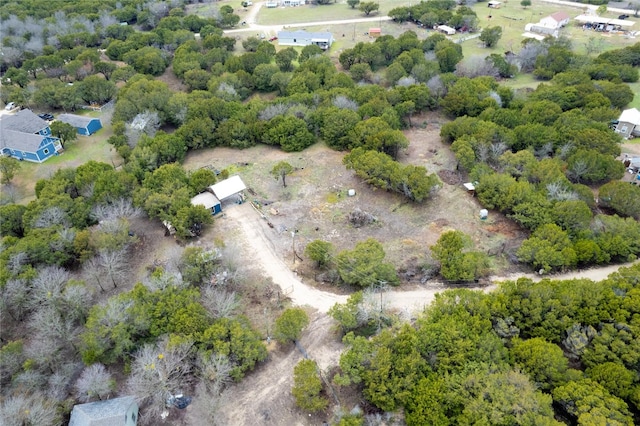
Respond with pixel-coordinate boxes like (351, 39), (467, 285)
(574, 14), (635, 27)
(57, 113), (100, 128)
(69, 396), (137, 426)
(277, 30), (333, 40)
(209, 175), (247, 200)
(619, 108), (640, 125)
(191, 192), (220, 209)
(0, 109), (48, 134)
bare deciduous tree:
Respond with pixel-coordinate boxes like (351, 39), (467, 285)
(185, 382), (226, 426)
(197, 352), (233, 393)
(33, 206), (70, 229)
(333, 95), (359, 111)
(1, 278), (29, 321)
(201, 287), (239, 319)
(127, 338), (195, 425)
(87, 248), (129, 290)
(259, 103), (289, 121)
(76, 363), (115, 402)
(91, 198), (142, 222)
(0, 392), (61, 426)
(5, 251), (29, 276)
(28, 266), (69, 310)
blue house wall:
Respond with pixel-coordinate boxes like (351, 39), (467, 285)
(86, 118), (102, 135)
(2, 136), (60, 163)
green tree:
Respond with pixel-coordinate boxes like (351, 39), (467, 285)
(292, 359), (328, 412)
(517, 224), (577, 273)
(275, 47), (298, 72)
(270, 161), (294, 187)
(0, 156), (21, 185)
(511, 337), (570, 390)
(304, 240), (333, 267)
(347, 0), (360, 8)
(598, 180), (640, 220)
(480, 26), (503, 48)
(274, 307), (309, 344)
(359, 2), (379, 15)
(336, 238), (399, 288)
(430, 230), (489, 281)
(328, 291), (364, 335)
(553, 379), (633, 426)
(587, 362), (635, 400)
(49, 121), (77, 148)
(521, 0), (531, 8)
(0, 204), (26, 237)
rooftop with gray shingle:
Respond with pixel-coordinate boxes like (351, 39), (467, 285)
(0, 109), (48, 134)
(69, 396), (137, 426)
(57, 113), (97, 128)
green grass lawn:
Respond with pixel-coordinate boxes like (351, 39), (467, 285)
(628, 82), (640, 109)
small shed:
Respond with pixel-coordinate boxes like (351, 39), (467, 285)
(616, 108), (640, 139)
(191, 192), (222, 215)
(69, 396), (138, 426)
(487, 1), (501, 8)
(208, 175), (247, 203)
(437, 25), (456, 35)
(57, 114), (103, 136)
(463, 182), (476, 195)
(369, 28), (381, 37)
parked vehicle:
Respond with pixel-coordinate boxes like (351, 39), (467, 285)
(38, 113), (54, 121)
(4, 102), (16, 111)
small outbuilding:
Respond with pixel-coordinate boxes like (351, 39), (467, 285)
(437, 25), (456, 35)
(57, 114), (103, 136)
(69, 396), (138, 426)
(191, 191), (222, 215)
(487, 1), (502, 8)
(369, 28), (381, 37)
(277, 30), (334, 50)
(208, 175), (247, 204)
(539, 11), (570, 29)
(616, 108), (640, 139)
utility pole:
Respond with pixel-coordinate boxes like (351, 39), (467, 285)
(291, 230), (296, 264)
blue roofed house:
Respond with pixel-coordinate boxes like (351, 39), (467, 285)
(57, 113), (103, 136)
(0, 109), (63, 163)
(69, 396), (138, 426)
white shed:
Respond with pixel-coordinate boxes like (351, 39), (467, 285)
(277, 30), (334, 50)
(208, 175), (247, 201)
(437, 25), (456, 35)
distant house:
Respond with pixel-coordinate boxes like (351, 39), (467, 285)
(0, 109), (62, 163)
(69, 396), (138, 426)
(57, 114), (102, 136)
(277, 30), (334, 50)
(616, 108), (640, 139)
(191, 191), (222, 215)
(487, 1), (502, 8)
(436, 25), (456, 35)
(265, 1), (278, 7)
(369, 28), (382, 37)
(539, 11), (570, 29)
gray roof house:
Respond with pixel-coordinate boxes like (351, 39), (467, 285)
(277, 30), (334, 50)
(69, 396), (138, 426)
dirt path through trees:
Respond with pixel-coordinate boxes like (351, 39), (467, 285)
(223, 202), (639, 315)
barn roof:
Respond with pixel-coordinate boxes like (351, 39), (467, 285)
(57, 113), (99, 128)
(209, 175), (247, 200)
(191, 192), (220, 209)
(619, 108), (640, 125)
(69, 396), (136, 426)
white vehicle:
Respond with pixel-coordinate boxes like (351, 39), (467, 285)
(5, 102), (16, 111)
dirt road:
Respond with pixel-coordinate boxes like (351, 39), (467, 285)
(223, 202), (639, 314)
